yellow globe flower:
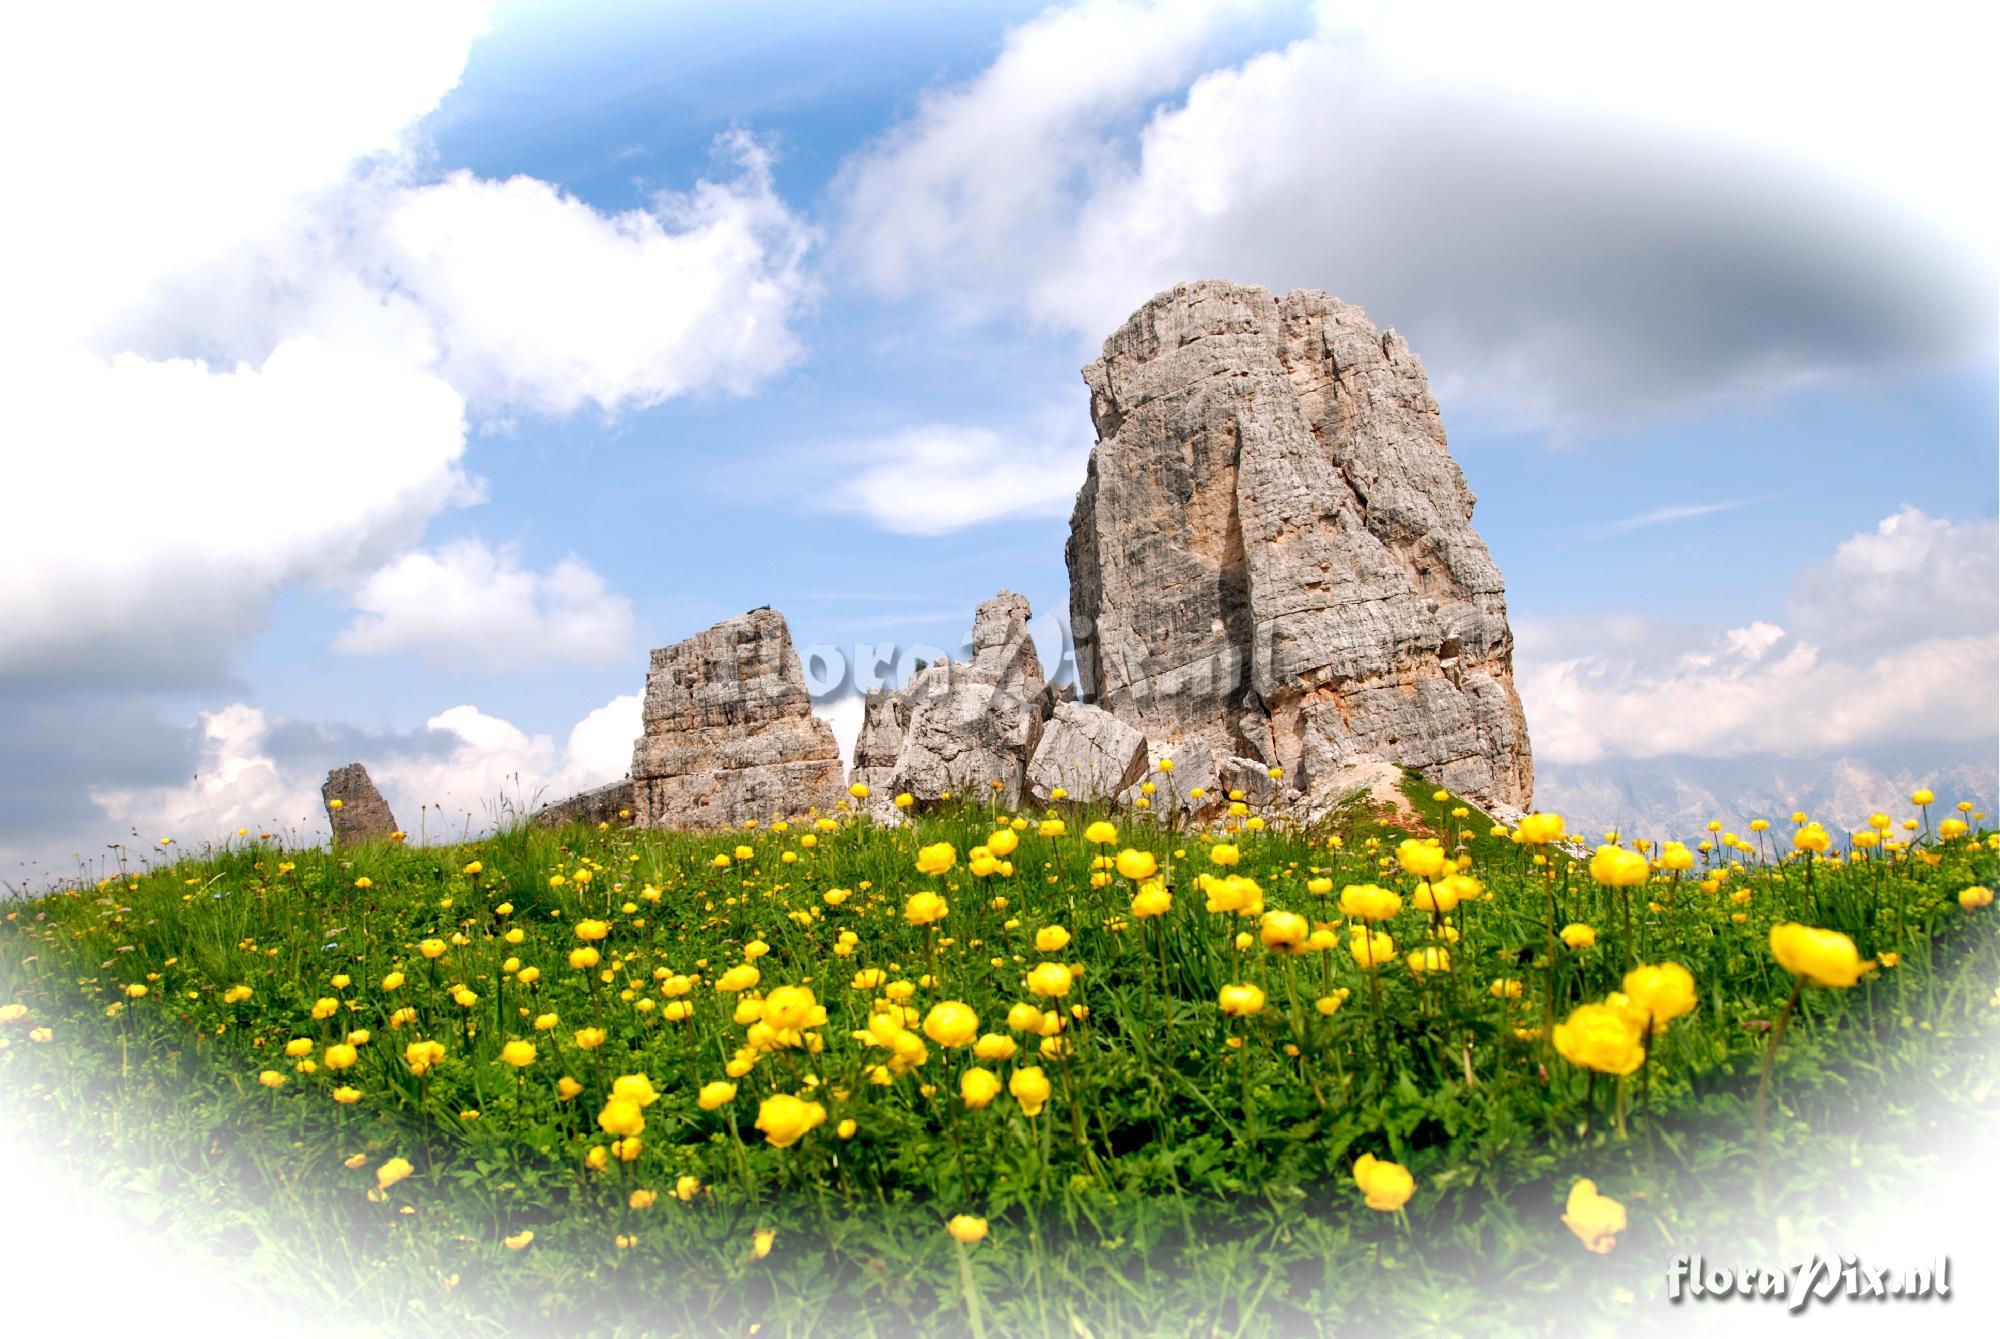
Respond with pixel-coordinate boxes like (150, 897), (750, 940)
(1515, 812), (1566, 845)
(754, 1093), (827, 1148)
(1405, 946), (1451, 976)
(698, 1080), (738, 1110)
(987, 828), (1020, 856)
(1114, 848), (1158, 881)
(1338, 883), (1401, 922)
(904, 891), (949, 925)
(1217, 982), (1266, 1017)
(1552, 1002), (1645, 1076)
(1561, 1178), (1627, 1253)
(1009, 1066), (1051, 1116)
(1348, 926), (1395, 969)
(1258, 910), (1310, 954)
(959, 1066), (1002, 1109)
(1353, 1153), (1414, 1211)
(500, 1040), (537, 1068)
(1026, 962), (1072, 998)
(597, 1098), (645, 1138)
(1130, 881), (1173, 918)
(1620, 963), (1697, 1030)
(1559, 923), (1596, 950)
(947, 1214), (989, 1244)
(922, 1001), (979, 1048)
(1769, 923), (1866, 987)
(973, 1032), (1018, 1061)
(1083, 821), (1118, 845)
(762, 985), (827, 1032)
(375, 1156), (413, 1191)
(1395, 839), (1448, 879)
(1588, 845), (1649, 888)
(1961, 885), (1994, 911)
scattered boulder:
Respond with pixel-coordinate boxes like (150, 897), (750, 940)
(1025, 701), (1148, 804)
(1067, 279), (1533, 815)
(1150, 737), (1221, 816)
(849, 685), (912, 802)
(322, 763), (399, 845)
(855, 591), (1048, 808)
(630, 608), (846, 828)
(531, 780), (634, 830)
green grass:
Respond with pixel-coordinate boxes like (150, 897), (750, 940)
(1, 788), (1995, 1335)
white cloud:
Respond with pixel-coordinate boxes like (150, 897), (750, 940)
(1586, 499), (1752, 537)
(332, 539), (635, 671)
(374, 133), (814, 416)
(2, 334), (473, 685)
(1518, 509), (1999, 766)
(834, 0), (1254, 311)
(1, 4), (818, 690)
(0, 1), (497, 353)
(825, 421), (1090, 535)
(1789, 506), (2000, 656)
(837, 0), (1995, 428)
(89, 695), (641, 847)
(565, 694), (644, 782)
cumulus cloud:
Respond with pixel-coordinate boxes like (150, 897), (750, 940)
(836, 0), (1994, 429)
(0, 3), (816, 693)
(1517, 509), (1999, 765)
(86, 694), (643, 854)
(836, 0), (1254, 310)
(824, 418), (1090, 534)
(332, 540), (635, 671)
(1789, 506), (2000, 656)
(376, 134), (814, 416)
(3, 333), (474, 687)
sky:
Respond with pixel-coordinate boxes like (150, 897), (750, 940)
(0, 0), (1994, 885)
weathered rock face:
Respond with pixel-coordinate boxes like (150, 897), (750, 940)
(630, 609), (847, 828)
(1067, 280), (1533, 814)
(531, 780), (634, 830)
(1025, 701), (1148, 804)
(853, 591), (1049, 808)
(322, 764), (398, 845)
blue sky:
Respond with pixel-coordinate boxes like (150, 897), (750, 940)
(1, 0), (1993, 877)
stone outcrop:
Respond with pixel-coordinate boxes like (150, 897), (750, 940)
(322, 764), (398, 845)
(630, 608), (846, 828)
(531, 779), (634, 830)
(1066, 280), (1533, 815)
(853, 591), (1048, 808)
(1025, 701), (1149, 804)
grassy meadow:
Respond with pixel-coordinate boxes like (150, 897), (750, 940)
(2, 772), (1996, 1336)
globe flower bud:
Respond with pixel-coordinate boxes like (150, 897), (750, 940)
(1769, 923), (1866, 987)
(1353, 1153), (1414, 1211)
(1561, 1178), (1628, 1253)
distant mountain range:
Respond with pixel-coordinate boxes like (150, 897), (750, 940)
(1531, 746), (1998, 842)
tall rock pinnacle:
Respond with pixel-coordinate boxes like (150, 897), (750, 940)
(1066, 280), (1533, 813)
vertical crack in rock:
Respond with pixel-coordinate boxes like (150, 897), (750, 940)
(1067, 280), (1533, 815)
